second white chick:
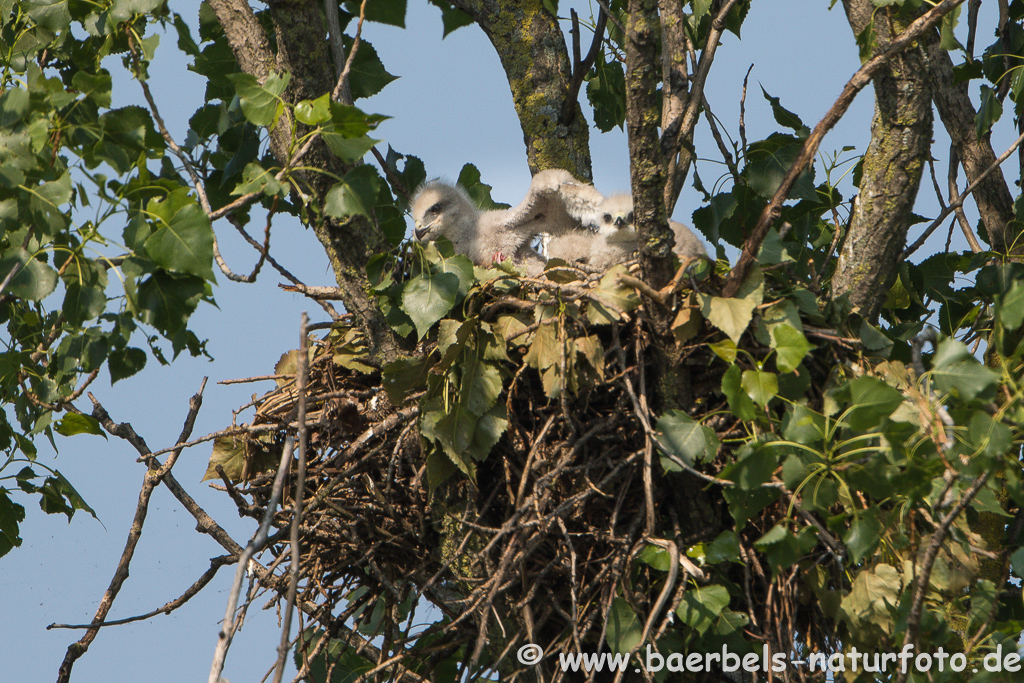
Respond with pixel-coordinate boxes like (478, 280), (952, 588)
(546, 194), (707, 270)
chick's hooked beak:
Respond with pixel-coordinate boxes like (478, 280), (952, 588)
(413, 219), (434, 241)
(613, 212), (629, 229)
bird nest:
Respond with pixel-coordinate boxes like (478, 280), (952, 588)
(210, 259), (843, 681)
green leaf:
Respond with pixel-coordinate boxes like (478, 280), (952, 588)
(340, 37), (397, 100)
(425, 448), (457, 492)
(295, 93), (332, 125)
(428, 0), (473, 36)
(722, 365), (758, 420)
(54, 414), (106, 438)
(144, 189), (216, 281)
(323, 134), (379, 163)
(843, 376), (903, 431)
(457, 163), (510, 210)
(998, 280), (1024, 331)
(656, 410), (719, 468)
(63, 283), (107, 326)
(706, 531), (741, 564)
(28, 174), (72, 235)
(202, 435), (277, 483)
(27, 0), (70, 31)
(858, 320), (893, 358)
(761, 87), (809, 136)
(700, 269), (761, 343)
(637, 544), (672, 570)
(931, 338), (998, 401)
(345, 0), (406, 26)
(382, 356), (433, 404)
(770, 324), (812, 373)
(523, 321), (559, 371)
(939, 4), (963, 51)
(587, 265), (639, 324)
(963, 410), (1013, 460)
(71, 70), (113, 108)
(226, 72), (291, 127)
(324, 165), (382, 219)
(585, 53), (626, 133)
(782, 404), (825, 445)
(701, 295), (757, 344)
(92, 107), (162, 174)
(729, 443), (778, 490)
(606, 597), (643, 654)
(35, 471), (98, 521)
(844, 509), (881, 562)
(0, 87), (30, 127)
(135, 270), (206, 335)
(108, 347), (147, 383)
(708, 338), (737, 362)
(458, 355), (502, 417)
(0, 248), (58, 300)
(400, 270), (459, 339)
(676, 584), (731, 636)
(0, 491), (26, 557)
(741, 369), (778, 408)
(466, 404), (508, 462)
(745, 141), (816, 201)
(977, 85), (1003, 139)
(1010, 547), (1024, 579)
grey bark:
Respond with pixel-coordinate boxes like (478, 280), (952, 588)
(920, 30), (1018, 254)
(625, 0), (676, 292)
(448, 0), (594, 181)
(658, 0), (693, 215)
(832, 1), (934, 322)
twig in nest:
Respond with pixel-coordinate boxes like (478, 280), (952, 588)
(208, 436), (295, 683)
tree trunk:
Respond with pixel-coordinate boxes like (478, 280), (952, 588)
(209, 0), (403, 364)
(658, 0), (694, 215)
(920, 30), (1018, 255)
(832, 1), (933, 322)
(625, 0), (676, 292)
(449, 0), (593, 180)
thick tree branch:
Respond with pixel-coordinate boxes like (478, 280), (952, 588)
(659, 0), (740, 214)
(920, 29), (1018, 255)
(449, 0), (593, 179)
(206, 0), (401, 364)
(625, 0), (674, 292)
(832, 0), (933, 321)
(722, 0), (968, 298)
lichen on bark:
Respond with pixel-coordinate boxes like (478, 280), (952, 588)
(832, 1), (933, 322)
(449, 0), (593, 180)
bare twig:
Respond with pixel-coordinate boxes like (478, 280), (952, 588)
(897, 471), (992, 683)
(560, 7), (607, 125)
(56, 379), (208, 683)
(702, 94), (740, 181)
(273, 315), (310, 683)
(334, 0), (368, 105)
(208, 436), (295, 683)
(48, 555), (235, 630)
(901, 127), (1024, 261)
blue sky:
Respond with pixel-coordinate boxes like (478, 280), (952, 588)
(1, 1), (1012, 681)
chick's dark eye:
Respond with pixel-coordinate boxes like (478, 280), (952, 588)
(427, 202), (444, 216)
(603, 213), (612, 223)
(627, 211), (634, 223)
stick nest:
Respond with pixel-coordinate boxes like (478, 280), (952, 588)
(216, 261), (840, 681)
